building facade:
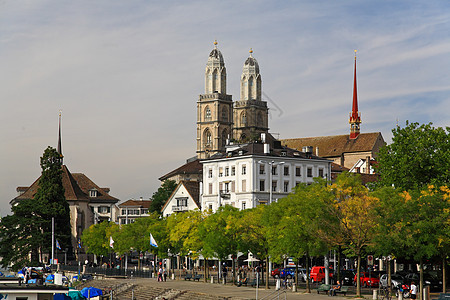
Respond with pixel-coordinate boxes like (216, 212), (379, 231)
(201, 142), (331, 213)
(117, 198), (152, 225)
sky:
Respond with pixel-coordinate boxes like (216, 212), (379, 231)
(1, 0), (449, 216)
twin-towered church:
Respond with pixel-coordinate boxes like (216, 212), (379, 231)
(197, 41), (269, 159)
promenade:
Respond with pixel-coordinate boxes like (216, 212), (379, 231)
(80, 277), (368, 300)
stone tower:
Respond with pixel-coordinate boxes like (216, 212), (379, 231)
(233, 49), (269, 142)
(197, 41), (233, 159)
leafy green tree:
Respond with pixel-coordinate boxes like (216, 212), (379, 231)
(0, 146), (71, 269)
(375, 122), (450, 190)
(81, 221), (118, 258)
(327, 173), (380, 297)
(0, 199), (43, 270)
(167, 210), (207, 280)
(239, 206), (271, 288)
(149, 180), (177, 214)
(34, 146), (72, 259)
(264, 179), (333, 292)
(199, 205), (242, 284)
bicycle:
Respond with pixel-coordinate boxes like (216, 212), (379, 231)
(378, 286), (392, 300)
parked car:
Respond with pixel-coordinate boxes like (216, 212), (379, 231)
(354, 272), (380, 287)
(271, 268), (283, 278)
(280, 267), (296, 279)
(380, 273), (404, 290)
(310, 266), (334, 283)
(404, 272), (442, 292)
(340, 270), (356, 286)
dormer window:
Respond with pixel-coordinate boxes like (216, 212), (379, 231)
(89, 189), (98, 198)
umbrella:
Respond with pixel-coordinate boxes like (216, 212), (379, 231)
(54, 294), (72, 300)
(68, 290), (85, 300)
(244, 257), (260, 262)
(81, 287), (102, 298)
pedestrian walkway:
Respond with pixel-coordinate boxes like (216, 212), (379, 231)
(79, 277), (369, 299)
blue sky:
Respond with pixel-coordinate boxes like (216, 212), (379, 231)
(1, 0), (449, 216)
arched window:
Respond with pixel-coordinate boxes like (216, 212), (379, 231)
(222, 107), (228, 122)
(257, 112), (263, 127)
(241, 112), (247, 127)
(205, 106), (212, 121)
(204, 129), (212, 146)
(221, 129), (228, 147)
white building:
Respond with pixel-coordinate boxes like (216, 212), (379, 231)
(161, 181), (200, 217)
(201, 142), (332, 212)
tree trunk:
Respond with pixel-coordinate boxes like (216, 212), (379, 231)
(232, 257), (236, 285)
(356, 254), (361, 297)
(306, 253), (311, 293)
(266, 257), (270, 289)
(443, 256), (447, 293)
(204, 258), (208, 282)
(388, 258), (392, 293)
(419, 258), (423, 300)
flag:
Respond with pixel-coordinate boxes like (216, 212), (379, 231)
(56, 239), (61, 250)
(110, 236), (114, 248)
(78, 239), (82, 249)
(150, 233), (158, 248)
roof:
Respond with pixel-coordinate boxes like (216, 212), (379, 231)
(118, 199), (152, 208)
(11, 165), (120, 205)
(281, 132), (384, 158)
(159, 159), (203, 181)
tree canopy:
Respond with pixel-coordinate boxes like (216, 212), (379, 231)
(376, 121), (450, 190)
(149, 180), (177, 214)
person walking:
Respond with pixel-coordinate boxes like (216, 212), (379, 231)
(222, 263), (228, 284)
(158, 266), (163, 282)
(410, 281), (417, 299)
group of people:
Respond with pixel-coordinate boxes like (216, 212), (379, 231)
(157, 264), (167, 282)
(327, 280), (418, 298)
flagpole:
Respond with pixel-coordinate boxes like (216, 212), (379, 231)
(52, 217), (55, 265)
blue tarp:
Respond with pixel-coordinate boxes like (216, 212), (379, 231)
(46, 274), (55, 282)
(68, 290), (85, 300)
(54, 294), (72, 300)
(81, 287), (102, 298)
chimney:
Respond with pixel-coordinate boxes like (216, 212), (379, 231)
(366, 156), (371, 174)
(316, 147), (319, 157)
(140, 197), (143, 201)
(264, 143), (270, 154)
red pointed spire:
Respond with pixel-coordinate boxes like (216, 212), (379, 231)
(349, 50), (361, 139)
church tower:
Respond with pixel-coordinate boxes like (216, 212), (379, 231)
(233, 49), (268, 142)
(197, 41), (233, 159)
(349, 50), (361, 139)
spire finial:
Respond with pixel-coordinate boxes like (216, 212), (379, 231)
(249, 48), (253, 56)
(214, 40), (218, 48)
(57, 110), (64, 163)
(354, 49), (357, 60)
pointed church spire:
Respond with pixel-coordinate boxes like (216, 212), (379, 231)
(349, 50), (361, 139)
(57, 111), (64, 163)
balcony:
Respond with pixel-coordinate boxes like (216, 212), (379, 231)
(172, 206), (189, 212)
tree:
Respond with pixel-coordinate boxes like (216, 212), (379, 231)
(81, 221), (118, 258)
(0, 146), (71, 269)
(199, 205), (242, 285)
(375, 122), (450, 190)
(34, 146), (72, 259)
(149, 180), (177, 214)
(264, 179), (333, 292)
(327, 173), (380, 297)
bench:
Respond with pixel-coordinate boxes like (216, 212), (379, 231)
(317, 284), (331, 294)
(251, 278), (261, 287)
(193, 274), (202, 281)
(184, 273), (192, 280)
(237, 277), (248, 287)
(334, 286), (350, 296)
(432, 293), (450, 300)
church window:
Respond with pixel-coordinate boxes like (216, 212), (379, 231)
(205, 107), (212, 121)
(241, 112), (247, 126)
(222, 107), (228, 122)
(204, 129), (212, 146)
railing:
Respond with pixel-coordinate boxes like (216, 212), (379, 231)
(259, 287), (287, 300)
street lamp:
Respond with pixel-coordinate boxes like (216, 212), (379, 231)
(258, 160), (285, 205)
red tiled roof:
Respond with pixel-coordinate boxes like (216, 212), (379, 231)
(118, 199), (152, 208)
(281, 132), (384, 158)
(11, 165), (119, 205)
